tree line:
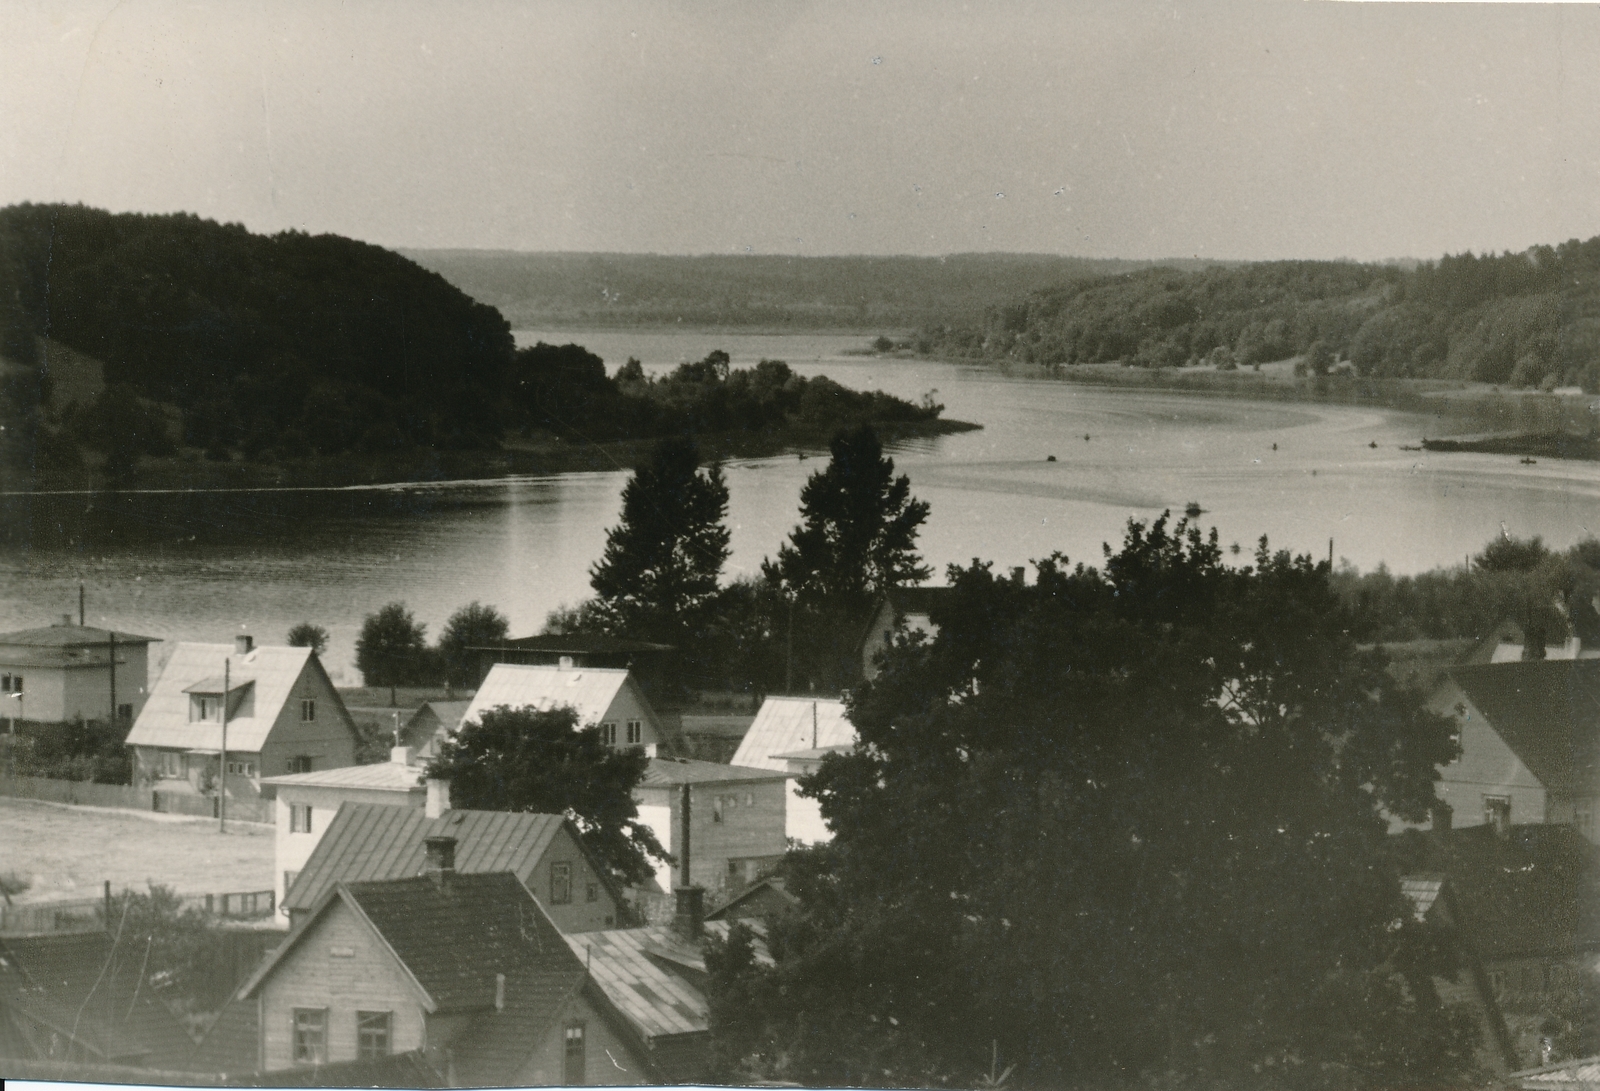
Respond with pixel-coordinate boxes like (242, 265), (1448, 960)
(923, 235), (1600, 392)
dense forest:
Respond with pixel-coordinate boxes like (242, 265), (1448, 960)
(403, 249), (1219, 330)
(923, 240), (1600, 393)
(0, 205), (958, 486)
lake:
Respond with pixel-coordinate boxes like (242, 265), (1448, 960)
(4, 329), (1599, 681)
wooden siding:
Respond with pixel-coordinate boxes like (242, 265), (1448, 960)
(1428, 680), (1549, 830)
(636, 780), (787, 895)
(511, 989), (654, 1086)
(257, 658), (358, 780)
(258, 899), (428, 1071)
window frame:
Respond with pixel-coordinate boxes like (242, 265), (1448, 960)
(290, 804), (313, 834)
(626, 719), (642, 745)
(292, 1007), (327, 1066)
(300, 697), (316, 722)
(356, 1010), (392, 1060)
(563, 1022), (586, 1085)
(586, 880), (599, 903)
(550, 861), (572, 905)
(600, 721), (617, 746)
(287, 755), (313, 774)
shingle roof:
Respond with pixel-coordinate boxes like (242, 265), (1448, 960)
(1451, 660), (1600, 791)
(641, 757), (788, 787)
(282, 802), (620, 914)
(259, 761), (424, 793)
(732, 696), (855, 772)
(127, 642), (344, 753)
(462, 663), (643, 730)
(1388, 824), (1600, 961)
(1, 931), (197, 1068)
(0, 624), (159, 647)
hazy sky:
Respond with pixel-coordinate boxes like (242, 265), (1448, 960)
(5, 1), (1600, 261)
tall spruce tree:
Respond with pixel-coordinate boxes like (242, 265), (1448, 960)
(590, 437), (730, 650)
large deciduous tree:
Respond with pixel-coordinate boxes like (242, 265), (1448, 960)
(437, 600), (510, 689)
(285, 622), (329, 657)
(355, 601), (429, 706)
(424, 704), (667, 888)
(590, 437), (730, 651)
(710, 516), (1473, 1089)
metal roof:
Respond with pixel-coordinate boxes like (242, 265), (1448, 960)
(462, 663), (645, 730)
(731, 696), (855, 772)
(282, 801), (600, 913)
(1398, 875), (1445, 920)
(1514, 1056), (1600, 1090)
(641, 757), (788, 787)
(126, 642), (339, 754)
(1452, 660), (1600, 791)
(0, 624), (159, 647)
(259, 761), (425, 792)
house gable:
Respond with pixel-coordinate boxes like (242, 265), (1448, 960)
(1429, 677), (1549, 831)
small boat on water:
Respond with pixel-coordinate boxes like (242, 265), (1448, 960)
(1184, 501), (1204, 518)
(1521, 457), (1537, 465)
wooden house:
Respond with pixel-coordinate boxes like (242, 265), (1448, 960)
(733, 696), (856, 843)
(0, 619), (158, 726)
(462, 663), (664, 757)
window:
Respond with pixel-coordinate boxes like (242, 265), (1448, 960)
(1, 674), (21, 693)
(116, 702), (133, 722)
(292, 1008), (326, 1065)
(300, 698), (316, 722)
(1484, 795), (1511, 830)
(193, 696), (216, 722)
(287, 755), (313, 774)
(226, 760), (256, 777)
(712, 796), (725, 824)
(626, 719), (642, 745)
(600, 722), (617, 746)
(158, 751), (183, 778)
(563, 1023), (586, 1085)
(284, 870), (300, 894)
(1576, 804), (1595, 838)
(745, 792), (755, 807)
(290, 804), (313, 834)
(357, 1011), (391, 1060)
(550, 861), (572, 904)
(586, 881), (599, 903)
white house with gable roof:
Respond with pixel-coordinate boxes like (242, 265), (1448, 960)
(733, 696), (856, 844)
(125, 635), (359, 804)
(461, 662), (662, 756)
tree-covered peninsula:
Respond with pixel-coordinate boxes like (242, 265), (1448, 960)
(0, 204), (969, 490)
(922, 238), (1600, 394)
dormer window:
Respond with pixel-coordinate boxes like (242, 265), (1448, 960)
(192, 695), (220, 722)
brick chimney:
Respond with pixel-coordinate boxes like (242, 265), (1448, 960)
(426, 778), (451, 819)
(235, 635), (254, 655)
(673, 886), (705, 942)
(424, 835), (456, 886)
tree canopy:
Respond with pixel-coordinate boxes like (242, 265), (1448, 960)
(285, 622), (329, 657)
(355, 602), (429, 704)
(424, 704), (667, 888)
(590, 437), (731, 651)
(437, 601), (509, 689)
(710, 516), (1472, 1089)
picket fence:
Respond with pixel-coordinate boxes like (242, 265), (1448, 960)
(0, 888), (278, 936)
(0, 772), (272, 824)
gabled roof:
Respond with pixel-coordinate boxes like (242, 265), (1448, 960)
(0, 623), (159, 647)
(463, 663), (654, 731)
(245, 872), (585, 1012)
(732, 696), (855, 773)
(282, 801), (622, 914)
(1388, 824), (1600, 961)
(705, 877), (800, 922)
(641, 757), (788, 787)
(1451, 660), (1600, 791)
(126, 642), (350, 753)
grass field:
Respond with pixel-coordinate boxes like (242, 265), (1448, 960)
(0, 797), (274, 904)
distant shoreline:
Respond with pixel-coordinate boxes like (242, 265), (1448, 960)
(7, 416), (980, 496)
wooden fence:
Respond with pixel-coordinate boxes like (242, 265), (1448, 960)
(1, 888), (278, 936)
(0, 772), (272, 824)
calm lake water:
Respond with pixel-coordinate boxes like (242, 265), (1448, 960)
(4, 329), (1599, 681)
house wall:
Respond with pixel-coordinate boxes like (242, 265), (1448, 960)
(1395, 681), (1548, 833)
(1545, 793), (1599, 842)
(257, 662), (357, 781)
(271, 784), (426, 924)
(783, 760), (832, 844)
(600, 685), (661, 758)
(0, 645), (150, 725)
(257, 899), (427, 1072)
(509, 989), (653, 1086)
(1, 666), (68, 723)
(530, 827), (621, 933)
(635, 780), (787, 897)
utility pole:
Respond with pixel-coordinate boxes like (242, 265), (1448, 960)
(219, 657), (229, 834)
(108, 631), (117, 728)
(79, 583), (85, 626)
(785, 595), (794, 694)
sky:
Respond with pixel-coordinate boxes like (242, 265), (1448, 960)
(5, 1), (1600, 262)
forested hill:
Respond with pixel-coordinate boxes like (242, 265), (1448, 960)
(0, 203), (515, 454)
(923, 240), (1600, 393)
(400, 249), (1221, 329)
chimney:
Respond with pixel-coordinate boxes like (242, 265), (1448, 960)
(1011, 566), (1025, 585)
(426, 778), (451, 819)
(235, 635), (254, 655)
(390, 745), (413, 766)
(673, 886), (705, 942)
(494, 972), (506, 1012)
(423, 835), (456, 885)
